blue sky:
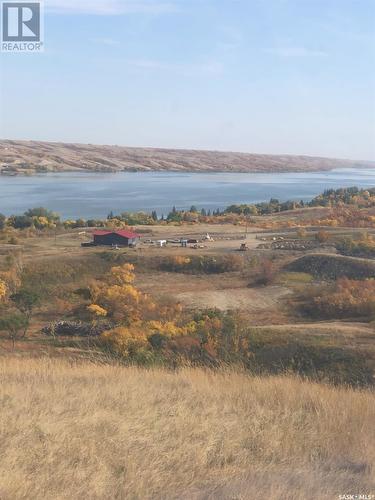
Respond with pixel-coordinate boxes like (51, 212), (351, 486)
(0, 0), (374, 160)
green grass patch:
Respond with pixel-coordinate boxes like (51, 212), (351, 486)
(277, 272), (314, 285)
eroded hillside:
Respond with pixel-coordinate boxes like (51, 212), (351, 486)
(1, 139), (374, 175)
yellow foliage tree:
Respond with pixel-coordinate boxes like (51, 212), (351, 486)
(88, 263), (160, 323)
(0, 269), (21, 295)
(172, 256), (191, 267)
(100, 286), (137, 322)
(87, 304), (107, 317)
(101, 326), (148, 357)
(110, 263), (135, 285)
(91, 262), (184, 326)
(101, 319), (196, 359)
(63, 220), (76, 229)
(106, 219), (129, 229)
(146, 320), (196, 338)
(32, 216), (50, 229)
(0, 280), (7, 301)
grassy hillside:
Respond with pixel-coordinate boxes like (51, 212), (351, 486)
(286, 253), (375, 280)
(1, 139), (374, 174)
(0, 358), (374, 500)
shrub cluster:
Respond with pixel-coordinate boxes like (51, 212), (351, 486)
(159, 255), (244, 274)
(299, 278), (375, 320)
(336, 234), (375, 258)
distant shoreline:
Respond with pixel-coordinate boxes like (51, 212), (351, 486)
(1, 166), (375, 179)
(1, 139), (374, 177)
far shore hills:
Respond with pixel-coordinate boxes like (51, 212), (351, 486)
(0, 139), (374, 176)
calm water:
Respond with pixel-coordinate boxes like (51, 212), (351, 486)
(0, 169), (374, 219)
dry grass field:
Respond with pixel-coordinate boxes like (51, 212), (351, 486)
(0, 357), (374, 500)
(1, 218), (375, 498)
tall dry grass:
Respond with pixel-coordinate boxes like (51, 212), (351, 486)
(0, 357), (374, 500)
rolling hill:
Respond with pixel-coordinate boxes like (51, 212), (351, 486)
(1, 139), (374, 175)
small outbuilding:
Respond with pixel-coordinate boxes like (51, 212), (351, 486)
(91, 230), (140, 247)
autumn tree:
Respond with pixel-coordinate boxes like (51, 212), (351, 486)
(10, 289), (40, 320)
(110, 263), (135, 285)
(0, 255), (23, 296)
(89, 263), (155, 323)
(303, 278), (375, 319)
(0, 313), (29, 347)
(7, 215), (33, 229)
(101, 326), (149, 359)
(87, 304), (107, 318)
(297, 227), (307, 238)
(316, 230), (330, 243)
(0, 280), (7, 301)
(253, 258), (276, 286)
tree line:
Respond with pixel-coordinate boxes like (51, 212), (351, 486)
(1, 186), (374, 229)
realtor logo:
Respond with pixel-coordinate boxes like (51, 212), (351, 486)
(1, 1), (44, 52)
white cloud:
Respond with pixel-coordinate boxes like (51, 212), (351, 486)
(46, 0), (180, 15)
(91, 37), (120, 45)
(264, 47), (328, 57)
(127, 59), (224, 76)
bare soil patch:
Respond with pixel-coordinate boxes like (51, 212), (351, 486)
(176, 285), (291, 311)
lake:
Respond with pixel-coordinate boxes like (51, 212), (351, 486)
(0, 169), (374, 219)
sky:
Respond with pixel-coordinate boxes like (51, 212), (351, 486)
(0, 0), (374, 160)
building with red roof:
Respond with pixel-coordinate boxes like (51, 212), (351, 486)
(90, 230), (140, 247)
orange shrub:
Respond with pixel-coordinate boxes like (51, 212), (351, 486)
(312, 278), (375, 319)
(315, 230), (330, 243)
(102, 326), (148, 357)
